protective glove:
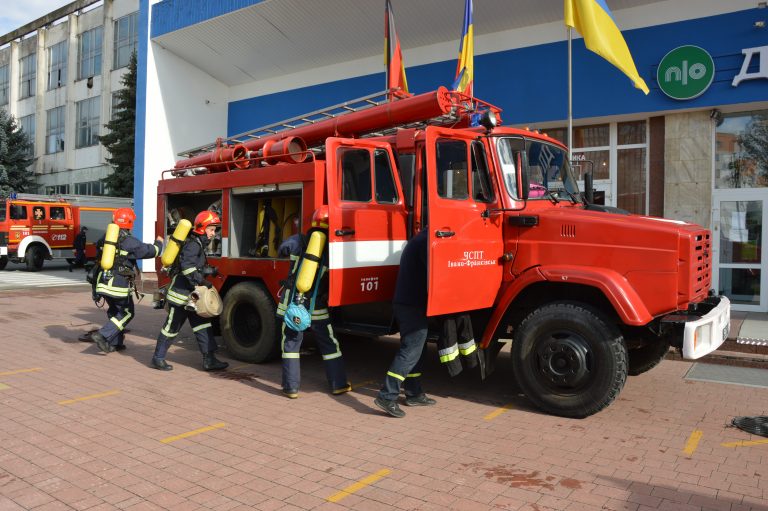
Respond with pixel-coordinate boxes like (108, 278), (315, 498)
(203, 280), (213, 289)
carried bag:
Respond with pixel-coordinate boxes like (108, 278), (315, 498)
(283, 301), (311, 331)
(190, 285), (223, 318)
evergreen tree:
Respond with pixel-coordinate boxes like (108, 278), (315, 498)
(99, 51), (137, 197)
(0, 108), (34, 196)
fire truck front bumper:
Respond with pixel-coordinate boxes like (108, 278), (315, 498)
(663, 295), (731, 360)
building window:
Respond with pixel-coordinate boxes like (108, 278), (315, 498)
(113, 12), (138, 69)
(19, 114), (35, 157)
(75, 180), (105, 195)
(46, 106), (65, 154)
(46, 184), (70, 195)
(76, 96), (100, 148)
(47, 41), (68, 90)
(715, 111), (768, 189)
(616, 121), (647, 214)
(19, 53), (37, 99)
(0, 65), (9, 106)
(78, 26), (103, 80)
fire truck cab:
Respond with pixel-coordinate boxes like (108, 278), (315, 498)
(157, 88), (729, 418)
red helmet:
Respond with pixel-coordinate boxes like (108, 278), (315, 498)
(193, 210), (221, 235)
(113, 208), (136, 229)
(310, 206), (329, 230)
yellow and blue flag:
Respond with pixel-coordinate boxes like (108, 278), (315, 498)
(564, 0), (649, 94)
(385, 0), (408, 98)
(452, 0), (474, 96)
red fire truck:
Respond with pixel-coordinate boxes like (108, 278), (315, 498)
(0, 193), (131, 271)
(156, 88), (729, 417)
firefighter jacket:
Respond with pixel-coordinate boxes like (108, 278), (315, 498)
(276, 234), (329, 322)
(96, 231), (162, 298)
(165, 233), (212, 306)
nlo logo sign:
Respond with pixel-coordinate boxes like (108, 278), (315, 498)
(657, 46), (715, 100)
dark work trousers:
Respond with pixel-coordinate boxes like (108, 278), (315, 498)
(378, 303), (429, 401)
(98, 296), (134, 348)
(281, 311), (348, 392)
(438, 313), (479, 377)
(73, 248), (87, 267)
(153, 303), (217, 360)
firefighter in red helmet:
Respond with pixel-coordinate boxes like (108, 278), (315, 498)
(151, 210), (229, 372)
(92, 208), (164, 353)
(276, 207), (350, 398)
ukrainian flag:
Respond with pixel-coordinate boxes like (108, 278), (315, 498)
(452, 0), (473, 96)
(564, 0), (649, 94)
(385, 0), (409, 97)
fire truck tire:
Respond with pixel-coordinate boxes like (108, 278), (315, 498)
(220, 281), (279, 363)
(25, 245), (45, 272)
(512, 302), (627, 418)
(628, 338), (671, 376)
(0, 256), (7, 270)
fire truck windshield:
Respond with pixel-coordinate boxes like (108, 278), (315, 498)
(524, 139), (580, 201)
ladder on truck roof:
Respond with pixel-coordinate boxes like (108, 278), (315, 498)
(178, 89), (465, 158)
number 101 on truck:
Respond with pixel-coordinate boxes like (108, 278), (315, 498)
(157, 87), (729, 418)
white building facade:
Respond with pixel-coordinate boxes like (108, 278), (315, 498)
(0, 0), (139, 195)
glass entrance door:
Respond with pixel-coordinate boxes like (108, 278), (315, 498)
(712, 192), (766, 311)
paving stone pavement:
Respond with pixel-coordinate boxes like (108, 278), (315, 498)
(0, 287), (766, 511)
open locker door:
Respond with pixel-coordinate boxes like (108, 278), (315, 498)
(325, 137), (409, 307)
(425, 126), (504, 316)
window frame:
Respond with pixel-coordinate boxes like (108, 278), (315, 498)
(46, 106), (66, 154)
(19, 53), (37, 99)
(47, 41), (68, 90)
(75, 96), (101, 149)
(78, 26), (103, 80)
(19, 114), (35, 157)
(113, 12), (138, 70)
(0, 64), (9, 106)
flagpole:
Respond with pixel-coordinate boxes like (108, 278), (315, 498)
(566, 26), (573, 161)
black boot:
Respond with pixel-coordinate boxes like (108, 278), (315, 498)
(151, 358), (173, 371)
(92, 332), (111, 353)
(202, 353), (228, 371)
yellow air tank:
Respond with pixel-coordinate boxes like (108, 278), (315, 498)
(100, 223), (120, 270)
(161, 219), (192, 267)
(295, 230), (326, 294)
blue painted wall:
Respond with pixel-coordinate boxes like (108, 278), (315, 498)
(151, 0), (265, 38)
(227, 8), (768, 134)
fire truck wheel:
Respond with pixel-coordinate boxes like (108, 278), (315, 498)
(512, 302), (627, 418)
(0, 256), (7, 271)
(25, 245), (45, 272)
(220, 281), (279, 363)
(628, 338), (671, 376)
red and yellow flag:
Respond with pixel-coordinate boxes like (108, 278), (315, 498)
(384, 0), (408, 99)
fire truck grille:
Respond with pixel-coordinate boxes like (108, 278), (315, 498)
(689, 231), (712, 300)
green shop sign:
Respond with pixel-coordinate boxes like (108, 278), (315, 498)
(657, 45), (715, 100)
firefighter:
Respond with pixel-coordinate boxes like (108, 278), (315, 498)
(69, 226), (88, 272)
(150, 211), (229, 372)
(276, 209), (350, 398)
(92, 208), (163, 353)
(374, 228), (436, 418)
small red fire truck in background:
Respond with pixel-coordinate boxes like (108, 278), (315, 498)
(0, 193), (132, 271)
(156, 87), (729, 417)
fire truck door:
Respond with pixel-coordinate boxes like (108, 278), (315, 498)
(325, 138), (408, 306)
(425, 127), (504, 316)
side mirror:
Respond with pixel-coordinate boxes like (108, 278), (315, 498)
(583, 170), (594, 205)
(518, 152), (530, 201)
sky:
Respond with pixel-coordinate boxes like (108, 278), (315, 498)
(0, 0), (77, 38)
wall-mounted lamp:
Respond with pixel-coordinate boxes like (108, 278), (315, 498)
(755, 20), (766, 28)
(710, 109), (724, 126)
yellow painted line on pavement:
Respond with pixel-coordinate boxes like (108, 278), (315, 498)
(0, 368), (42, 377)
(160, 422), (226, 444)
(327, 468), (391, 502)
(0, 383), (10, 390)
(484, 403), (515, 421)
(683, 429), (703, 456)
(721, 438), (768, 448)
(351, 380), (376, 390)
(59, 390), (120, 405)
